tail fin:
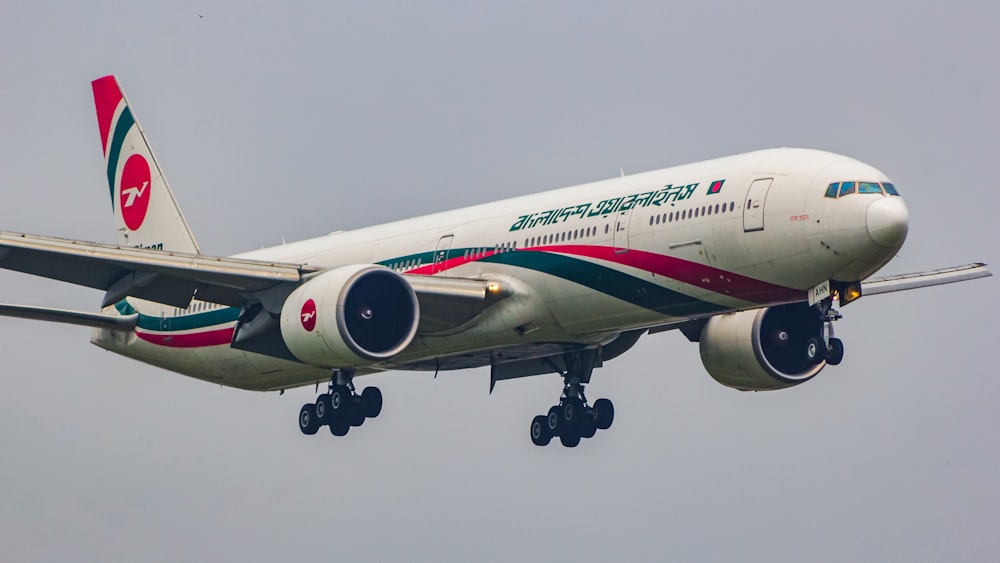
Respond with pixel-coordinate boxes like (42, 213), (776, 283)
(92, 75), (201, 254)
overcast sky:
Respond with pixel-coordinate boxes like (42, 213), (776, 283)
(1, 2), (997, 562)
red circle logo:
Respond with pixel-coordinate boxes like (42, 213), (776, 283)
(300, 299), (317, 332)
(120, 154), (152, 230)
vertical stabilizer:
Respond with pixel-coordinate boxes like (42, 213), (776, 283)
(92, 75), (201, 254)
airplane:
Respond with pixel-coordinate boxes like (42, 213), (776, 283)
(0, 75), (991, 447)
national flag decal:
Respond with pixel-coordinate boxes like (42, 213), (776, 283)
(708, 179), (725, 194)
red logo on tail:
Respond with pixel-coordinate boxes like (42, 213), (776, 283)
(301, 299), (317, 332)
(120, 154), (152, 230)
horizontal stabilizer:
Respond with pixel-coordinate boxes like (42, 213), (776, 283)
(0, 303), (137, 330)
(862, 263), (992, 296)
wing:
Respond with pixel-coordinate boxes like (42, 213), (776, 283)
(0, 231), (317, 308)
(0, 231), (508, 333)
(860, 262), (992, 296)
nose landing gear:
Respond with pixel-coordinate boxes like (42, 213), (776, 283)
(815, 297), (845, 366)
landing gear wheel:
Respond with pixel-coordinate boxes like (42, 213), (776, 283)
(826, 337), (844, 366)
(562, 398), (583, 427)
(298, 404), (320, 435)
(329, 417), (350, 436)
(349, 401), (366, 427)
(559, 429), (581, 448)
(314, 393), (331, 423)
(805, 337), (825, 365)
(593, 398), (614, 430)
(579, 411), (597, 439)
(530, 415), (552, 446)
(546, 405), (562, 436)
(361, 387), (383, 418)
(330, 386), (353, 417)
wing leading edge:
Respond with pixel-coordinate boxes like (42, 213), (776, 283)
(861, 263), (991, 296)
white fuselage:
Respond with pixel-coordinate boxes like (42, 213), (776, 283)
(91, 148), (908, 391)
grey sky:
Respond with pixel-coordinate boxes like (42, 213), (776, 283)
(1, 2), (997, 562)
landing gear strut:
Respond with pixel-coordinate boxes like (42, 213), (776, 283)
(529, 349), (614, 448)
(814, 297), (845, 366)
(298, 369), (383, 437)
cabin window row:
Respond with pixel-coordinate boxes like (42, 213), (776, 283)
(465, 242), (517, 260)
(648, 201), (737, 226)
(390, 258), (423, 271)
(524, 225), (599, 248)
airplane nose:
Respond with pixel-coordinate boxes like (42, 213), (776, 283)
(866, 197), (909, 248)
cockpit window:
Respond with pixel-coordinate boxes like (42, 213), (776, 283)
(827, 180), (900, 199)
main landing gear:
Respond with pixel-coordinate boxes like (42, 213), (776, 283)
(529, 349), (614, 448)
(298, 369), (383, 437)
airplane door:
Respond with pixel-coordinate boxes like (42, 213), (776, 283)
(613, 209), (631, 253)
(432, 235), (454, 274)
(743, 178), (773, 232)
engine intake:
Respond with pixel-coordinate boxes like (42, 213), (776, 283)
(699, 303), (826, 391)
(280, 265), (419, 367)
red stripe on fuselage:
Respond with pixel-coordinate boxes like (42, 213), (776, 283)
(536, 245), (802, 303)
(135, 327), (235, 348)
(408, 244), (800, 304)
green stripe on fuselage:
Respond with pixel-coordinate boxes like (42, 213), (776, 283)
(482, 250), (725, 317)
(116, 300), (240, 331)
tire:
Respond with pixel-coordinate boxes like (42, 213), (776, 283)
(530, 415), (552, 446)
(330, 386), (353, 416)
(349, 400), (366, 427)
(546, 405), (562, 436)
(329, 417), (350, 437)
(594, 398), (614, 430)
(579, 413), (597, 439)
(562, 398), (583, 427)
(315, 393), (331, 423)
(361, 387), (383, 418)
(805, 337), (825, 365)
(298, 403), (320, 435)
(559, 429), (581, 448)
(827, 338), (845, 366)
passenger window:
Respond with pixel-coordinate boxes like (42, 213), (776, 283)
(839, 182), (856, 196)
(858, 182), (882, 194)
(825, 183), (840, 198)
(882, 182), (900, 196)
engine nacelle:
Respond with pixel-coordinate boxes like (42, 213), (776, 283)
(280, 265), (419, 367)
(699, 303), (826, 391)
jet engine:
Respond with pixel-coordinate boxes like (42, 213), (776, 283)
(280, 265), (419, 367)
(699, 303), (826, 391)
